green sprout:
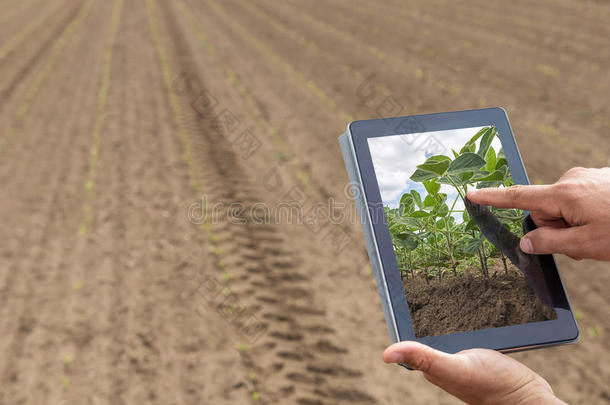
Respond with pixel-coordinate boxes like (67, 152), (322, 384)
(235, 343), (249, 352)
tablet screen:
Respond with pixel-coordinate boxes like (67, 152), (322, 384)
(367, 126), (557, 338)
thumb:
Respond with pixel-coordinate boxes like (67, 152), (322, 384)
(383, 342), (469, 381)
(520, 225), (590, 257)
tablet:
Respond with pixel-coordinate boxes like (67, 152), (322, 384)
(339, 108), (579, 356)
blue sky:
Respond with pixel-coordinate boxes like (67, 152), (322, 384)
(368, 126), (502, 224)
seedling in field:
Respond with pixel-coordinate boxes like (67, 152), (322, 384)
(587, 325), (602, 339)
(235, 342), (249, 352)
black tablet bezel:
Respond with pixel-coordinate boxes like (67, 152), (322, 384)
(349, 107), (579, 353)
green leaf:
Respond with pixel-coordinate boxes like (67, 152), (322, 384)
(460, 171), (474, 182)
(447, 153), (486, 174)
(416, 159), (450, 176)
(423, 194), (436, 207)
(477, 180), (503, 189)
(399, 194), (414, 215)
(410, 190), (423, 209)
(467, 126), (491, 145)
(409, 210), (430, 218)
(476, 126), (496, 157)
(471, 170), (489, 179)
(465, 219), (479, 232)
(393, 232), (419, 249)
(427, 155), (452, 162)
(388, 223), (402, 233)
(410, 168), (438, 182)
(395, 216), (421, 229)
(438, 175), (464, 187)
(495, 148), (508, 170)
(433, 203), (449, 217)
(459, 142), (476, 154)
(399, 193), (413, 206)
(435, 193), (448, 204)
(485, 146), (496, 172)
(463, 237), (483, 254)
(472, 170), (504, 182)
(495, 158), (508, 171)
(462, 210), (470, 222)
(423, 179), (441, 195)
(452, 149), (460, 159)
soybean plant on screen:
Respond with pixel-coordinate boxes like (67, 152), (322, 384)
(386, 126), (526, 283)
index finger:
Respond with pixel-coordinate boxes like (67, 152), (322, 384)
(466, 185), (558, 212)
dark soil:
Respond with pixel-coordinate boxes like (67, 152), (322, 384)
(404, 263), (557, 338)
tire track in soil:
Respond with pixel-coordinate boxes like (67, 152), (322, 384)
(0, 0), (81, 116)
(97, 3), (221, 401)
(146, 1), (261, 403)
(0, 2), (108, 402)
(155, 1), (377, 403)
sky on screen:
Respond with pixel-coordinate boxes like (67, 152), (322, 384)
(368, 126), (503, 223)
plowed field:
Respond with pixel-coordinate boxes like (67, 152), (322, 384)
(0, 0), (608, 404)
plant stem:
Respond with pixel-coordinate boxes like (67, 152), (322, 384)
(501, 253), (509, 274)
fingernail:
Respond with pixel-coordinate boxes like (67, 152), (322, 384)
(386, 352), (404, 363)
(467, 190), (478, 197)
(521, 237), (534, 254)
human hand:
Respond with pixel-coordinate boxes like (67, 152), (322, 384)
(383, 342), (565, 405)
(467, 167), (610, 261)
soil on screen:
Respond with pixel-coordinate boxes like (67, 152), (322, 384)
(404, 261), (557, 338)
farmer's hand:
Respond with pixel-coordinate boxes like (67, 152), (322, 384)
(467, 167), (610, 261)
(383, 342), (566, 405)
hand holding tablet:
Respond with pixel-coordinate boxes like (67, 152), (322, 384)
(382, 341), (567, 405)
(339, 108), (579, 353)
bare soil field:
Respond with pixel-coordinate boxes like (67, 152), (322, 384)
(404, 263), (557, 338)
(0, 0), (608, 404)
